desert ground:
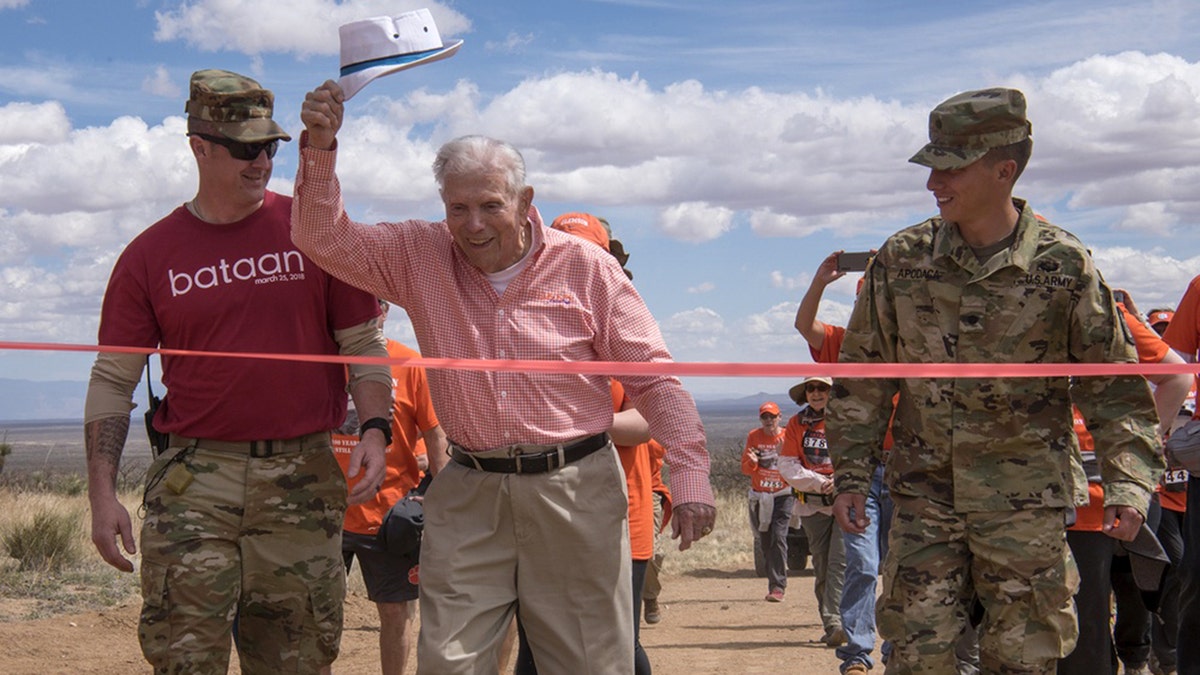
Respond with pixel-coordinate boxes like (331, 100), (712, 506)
(0, 565), (856, 674)
(0, 414), (868, 673)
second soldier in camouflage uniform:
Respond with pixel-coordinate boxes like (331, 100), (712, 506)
(826, 88), (1163, 674)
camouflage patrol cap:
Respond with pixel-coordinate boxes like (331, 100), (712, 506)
(185, 69), (291, 143)
(909, 88), (1031, 170)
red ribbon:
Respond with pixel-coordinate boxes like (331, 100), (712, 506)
(2, 341), (1197, 379)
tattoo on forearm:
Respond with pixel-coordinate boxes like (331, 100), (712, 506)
(85, 417), (130, 485)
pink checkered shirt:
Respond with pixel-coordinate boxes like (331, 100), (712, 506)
(292, 142), (713, 507)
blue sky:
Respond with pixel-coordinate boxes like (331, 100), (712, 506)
(2, 0), (1200, 406)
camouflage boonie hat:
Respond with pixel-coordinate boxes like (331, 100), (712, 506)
(909, 87), (1031, 170)
(185, 69), (291, 143)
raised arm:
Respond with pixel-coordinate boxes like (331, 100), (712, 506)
(794, 251), (846, 349)
(300, 80), (344, 151)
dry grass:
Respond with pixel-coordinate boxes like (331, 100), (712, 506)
(657, 488), (754, 577)
(654, 436), (757, 578)
(0, 487), (143, 619)
(0, 434), (758, 620)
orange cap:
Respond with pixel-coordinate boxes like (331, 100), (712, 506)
(759, 402), (781, 416)
(1148, 309), (1174, 327)
(550, 212), (610, 252)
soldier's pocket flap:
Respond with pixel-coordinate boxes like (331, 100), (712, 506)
(140, 560), (169, 610)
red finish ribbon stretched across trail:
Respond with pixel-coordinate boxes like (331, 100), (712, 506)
(2, 341), (1198, 379)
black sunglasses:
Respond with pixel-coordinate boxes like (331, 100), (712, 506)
(806, 383), (831, 392)
(194, 134), (280, 161)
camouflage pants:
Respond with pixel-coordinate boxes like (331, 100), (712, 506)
(879, 496), (1079, 675)
(138, 441), (347, 675)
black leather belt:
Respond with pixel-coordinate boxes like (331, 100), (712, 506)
(449, 433), (610, 474)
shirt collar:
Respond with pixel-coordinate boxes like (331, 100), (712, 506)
(932, 198), (1039, 275)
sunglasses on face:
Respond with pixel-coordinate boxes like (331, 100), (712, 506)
(760, 413), (779, 420)
(194, 134), (279, 161)
(806, 383), (831, 393)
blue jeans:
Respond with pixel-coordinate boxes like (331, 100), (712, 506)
(836, 464), (892, 672)
(1178, 475), (1200, 674)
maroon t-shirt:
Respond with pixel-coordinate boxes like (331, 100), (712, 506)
(98, 191), (379, 440)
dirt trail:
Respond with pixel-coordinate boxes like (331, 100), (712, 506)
(0, 567), (858, 674)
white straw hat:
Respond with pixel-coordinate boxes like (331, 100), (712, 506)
(338, 9), (463, 100)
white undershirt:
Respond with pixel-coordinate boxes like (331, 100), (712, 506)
(484, 240), (535, 296)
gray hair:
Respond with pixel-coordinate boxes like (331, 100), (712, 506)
(433, 135), (527, 196)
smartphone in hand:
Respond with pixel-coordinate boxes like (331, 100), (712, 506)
(836, 251), (874, 273)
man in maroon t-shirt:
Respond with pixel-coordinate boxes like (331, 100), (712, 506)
(83, 69), (392, 674)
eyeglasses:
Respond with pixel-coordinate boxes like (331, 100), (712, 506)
(805, 383), (831, 393)
(194, 134), (280, 161)
(760, 413), (779, 420)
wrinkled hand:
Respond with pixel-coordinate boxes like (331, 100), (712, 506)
(300, 80), (345, 150)
(90, 495), (136, 572)
(1102, 504), (1143, 542)
(833, 493), (869, 536)
(671, 502), (717, 551)
(345, 434), (388, 505)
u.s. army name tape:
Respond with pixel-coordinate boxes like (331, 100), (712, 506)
(2, 341), (1198, 379)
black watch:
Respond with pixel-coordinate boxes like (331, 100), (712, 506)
(359, 417), (393, 446)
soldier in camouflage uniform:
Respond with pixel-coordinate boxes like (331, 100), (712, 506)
(83, 70), (393, 674)
(826, 88), (1164, 674)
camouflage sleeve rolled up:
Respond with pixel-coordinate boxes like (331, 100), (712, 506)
(1068, 264), (1163, 516)
(826, 257), (898, 497)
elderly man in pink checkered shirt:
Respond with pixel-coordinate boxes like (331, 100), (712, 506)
(293, 80), (716, 674)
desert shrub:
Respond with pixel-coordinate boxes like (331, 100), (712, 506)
(0, 470), (87, 496)
(116, 457), (150, 493)
(0, 489), (142, 618)
(3, 505), (84, 572)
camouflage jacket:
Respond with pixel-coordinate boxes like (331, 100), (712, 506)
(826, 199), (1163, 514)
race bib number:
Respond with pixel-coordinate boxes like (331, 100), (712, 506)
(1164, 467), (1190, 492)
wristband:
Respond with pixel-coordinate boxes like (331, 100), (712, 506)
(360, 416), (393, 446)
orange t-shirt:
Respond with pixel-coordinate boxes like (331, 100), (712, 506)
(742, 427), (787, 493)
(1069, 408), (1105, 532)
(814, 323), (896, 454)
(334, 339), (440, 535)
(1163, 274), (1200, 382)
(1072, 304), (1182, 527)
(611, 380), (656, 561)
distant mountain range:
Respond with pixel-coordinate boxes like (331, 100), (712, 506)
(694, 391), (794, 415)
(0, 377), (791, 423)
(0, 378), (92, 422)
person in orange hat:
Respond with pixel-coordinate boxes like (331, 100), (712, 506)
(742, 401), (793, 602)
(507, 212), (657, 675)
(1147, 308), (1175, 337)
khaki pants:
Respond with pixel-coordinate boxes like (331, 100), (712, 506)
(417, 444), (633, 674)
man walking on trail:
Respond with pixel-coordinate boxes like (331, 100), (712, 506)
(291, 79), (716, 674)
(827, 87), (1163, 673)
(84, 69), (392, 674)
